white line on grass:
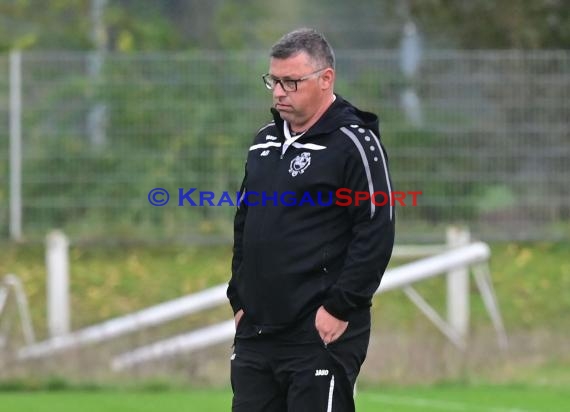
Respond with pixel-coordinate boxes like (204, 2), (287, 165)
(369, 394), (537, 412)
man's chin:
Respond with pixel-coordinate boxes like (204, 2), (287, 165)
(276, 110), (293, 122)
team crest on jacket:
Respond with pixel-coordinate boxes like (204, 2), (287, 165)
(289, 152), (311, 177)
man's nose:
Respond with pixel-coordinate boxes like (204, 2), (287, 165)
(272, 81), (287, 97)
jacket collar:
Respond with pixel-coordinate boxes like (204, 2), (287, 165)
(270, 94), (380, 140)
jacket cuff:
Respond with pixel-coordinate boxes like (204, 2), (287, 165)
(322, 299), (351, 322)
(229, 296), (242, 315)
(227, 285), (243, 315)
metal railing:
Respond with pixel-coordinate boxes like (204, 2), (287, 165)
(15, 236), (507, 370)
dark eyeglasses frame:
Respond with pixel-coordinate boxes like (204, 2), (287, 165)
(262, 68), (328, 92)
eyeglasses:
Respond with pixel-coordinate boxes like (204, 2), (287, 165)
(262, 68), (327, 92)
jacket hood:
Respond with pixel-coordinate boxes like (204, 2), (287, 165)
(270, 94), (380, 138)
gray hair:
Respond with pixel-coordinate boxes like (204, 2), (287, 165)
(270, 28), (335, 69)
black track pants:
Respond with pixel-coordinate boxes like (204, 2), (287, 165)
(230, 310), (370, 412)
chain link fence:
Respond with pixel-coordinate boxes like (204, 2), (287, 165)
(0, 50), (569, 244)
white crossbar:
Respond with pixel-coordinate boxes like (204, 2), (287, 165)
(111, 320), (235, 371)
(18, 283), (228, 359)
(379, 242), (490, 292)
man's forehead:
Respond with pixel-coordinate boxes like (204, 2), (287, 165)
(269, 53), (314, 75)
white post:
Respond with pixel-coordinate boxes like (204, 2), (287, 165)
(399, 21), (423, 127)
(446, 226), (470, 342)
(9, 50), (22, 241)
(46, 230), (70, 337)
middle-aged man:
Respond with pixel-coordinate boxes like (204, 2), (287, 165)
(227, 28), (395, 412)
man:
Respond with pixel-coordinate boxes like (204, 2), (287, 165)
(227, 28), (395, 412)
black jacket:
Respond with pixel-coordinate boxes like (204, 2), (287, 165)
(227, 94), (395, 334)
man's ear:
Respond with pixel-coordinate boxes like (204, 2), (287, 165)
(319, 68), (335, 90)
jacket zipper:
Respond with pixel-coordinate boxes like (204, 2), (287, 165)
(322, 248), (329, 273)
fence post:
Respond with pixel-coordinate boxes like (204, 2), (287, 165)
(87, 0), (108, 147)
(9, 50), (22, 241)
(446, 226), (471, 343)
(46, 230), (70, 337)
(399, 20), (423, 127)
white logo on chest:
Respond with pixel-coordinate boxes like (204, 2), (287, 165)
(289, 152), (311, 177)
(315, 369), (329, 376)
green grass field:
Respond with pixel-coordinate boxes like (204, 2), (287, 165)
(0, 385), (567, 412)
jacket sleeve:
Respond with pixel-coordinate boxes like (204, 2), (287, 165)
(322, 128), (395, 321)
(227, 163), (248, 315)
